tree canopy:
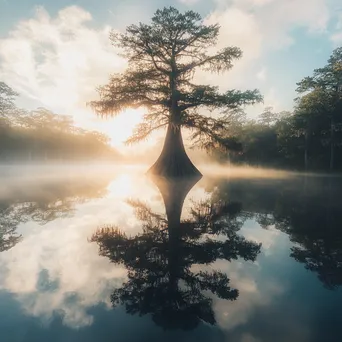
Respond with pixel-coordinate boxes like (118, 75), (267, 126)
(90, 7), (262, 151)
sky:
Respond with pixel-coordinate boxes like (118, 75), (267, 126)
(1, 0), (342, 151)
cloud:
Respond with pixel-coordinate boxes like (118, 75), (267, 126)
(256, 67), (267, 82)
(206, 7), (263, 61)
(331, 32), (342, 44)
(337, 12), (342, 30)
(193, 7), (263, 91)
(215, 273), (284, 330)
(201, 250), (285, 334)
(263, 87), (282, 110)
(330, 11), (342, 45)
(193, 0), (331, 99)
(178, 0), (201, 5)
(1, 213), (125, 328)
(227, 0), (330, 41)
(0, 6), (125, 111)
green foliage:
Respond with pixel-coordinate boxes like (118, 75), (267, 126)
(90, 6), (262, 150)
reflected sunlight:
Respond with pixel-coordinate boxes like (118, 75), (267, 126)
(107, 173), (136, 198)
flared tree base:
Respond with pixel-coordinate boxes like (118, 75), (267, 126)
(147, 124), (202, 179)
(150, 174), (201, 224)
(147, 151), (202, 179)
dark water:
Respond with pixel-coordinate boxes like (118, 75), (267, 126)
(1, 166), (342, 342)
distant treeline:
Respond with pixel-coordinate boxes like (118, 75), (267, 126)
(216, 106), (342, 171)
(0, 82), (119, 163)
(218, 48), (342, 172)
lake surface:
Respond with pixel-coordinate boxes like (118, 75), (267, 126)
(1, 165), (342, 342)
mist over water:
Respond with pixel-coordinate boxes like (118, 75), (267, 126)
(199, 163), (294, 179)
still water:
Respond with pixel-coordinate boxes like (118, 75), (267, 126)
(1, 165), (342, 342)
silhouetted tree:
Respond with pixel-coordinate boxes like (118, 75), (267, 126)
(89, 7), (262, 177)
(90, 176), (261, 330)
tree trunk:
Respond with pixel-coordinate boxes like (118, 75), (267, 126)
(151, 176), (201, 294)
(147, 124), (202, 178)
(304, 129), (309, 171)
(330, 118), (335, 172)
(304, 148), (308, 171)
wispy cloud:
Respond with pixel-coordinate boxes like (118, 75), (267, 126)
(0, 6), (125, 111)
(256, 67), (267, 82)
(330, 11), (342, 45)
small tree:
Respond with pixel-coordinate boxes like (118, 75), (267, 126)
(89, 7), (262, 177)
(293, 89), (333, 170)
(258, 106), (278, 126)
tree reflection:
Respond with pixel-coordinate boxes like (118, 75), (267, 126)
(208, 177), (342, 290)
(0, 224), (22, 252)
(0, 175), (111, 252)
(91, 176), (261, 330)
(272, 185), (342, 290)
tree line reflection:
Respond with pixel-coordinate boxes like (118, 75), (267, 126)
(210, 176), (342, 290)
(0, 175), (111, 252)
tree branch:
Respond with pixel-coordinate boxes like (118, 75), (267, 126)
(125, 122), (168, 145)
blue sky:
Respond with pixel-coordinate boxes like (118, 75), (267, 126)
(0, 0), (342, 149)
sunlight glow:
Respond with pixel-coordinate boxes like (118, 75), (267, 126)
(108, 108), (145, 146)
(89, 107), (157, 150)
